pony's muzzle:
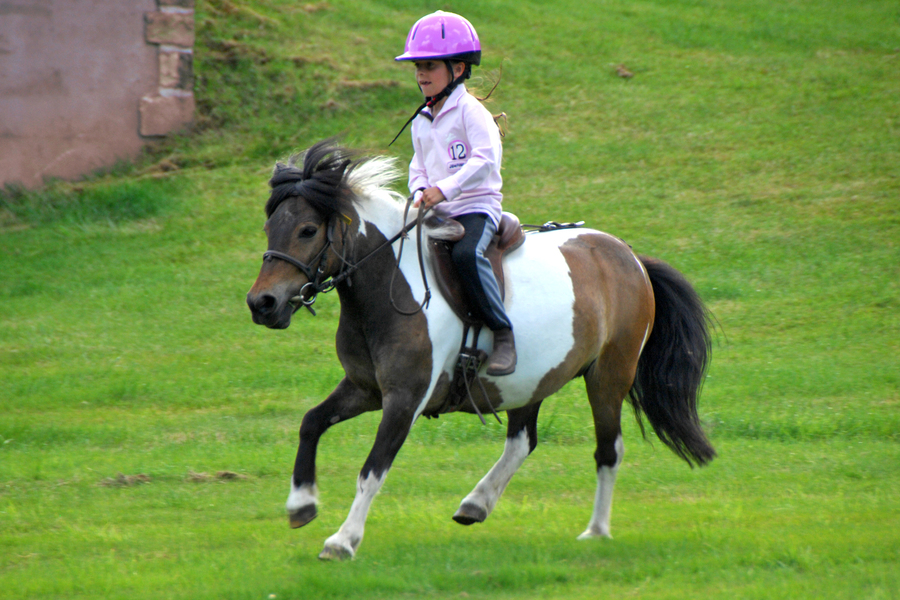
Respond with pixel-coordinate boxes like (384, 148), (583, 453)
(247, 292), (292, 328)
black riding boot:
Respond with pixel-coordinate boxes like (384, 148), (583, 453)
(486, 328), (517, 376)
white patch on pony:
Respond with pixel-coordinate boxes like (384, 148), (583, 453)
(321, 471), (387, 559)
(578, 434), (624, 540)
(483, 229), (581, 409)
(457, 429), (531, 519)
(286, 481), (318, 513)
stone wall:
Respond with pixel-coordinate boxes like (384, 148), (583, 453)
(140, 0), (196, 137)
(0, 0), (196, 189)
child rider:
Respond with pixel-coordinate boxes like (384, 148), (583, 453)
(395, 10), (516, 376)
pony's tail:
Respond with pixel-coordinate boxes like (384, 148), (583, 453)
(628, 256), (716, 467)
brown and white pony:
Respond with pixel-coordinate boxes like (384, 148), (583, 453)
(247, 140), (715, 560)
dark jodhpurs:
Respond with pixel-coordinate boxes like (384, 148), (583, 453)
(450, 213), (512, 332)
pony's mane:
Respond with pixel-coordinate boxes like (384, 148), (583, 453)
(266, 139), (404, 219)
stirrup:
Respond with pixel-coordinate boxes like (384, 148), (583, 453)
(450, 325), (503, 425)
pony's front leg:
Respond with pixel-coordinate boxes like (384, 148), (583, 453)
(454, 402), (542, 525)
(319, 391), (418, 561)
(287, 378), (379, 528)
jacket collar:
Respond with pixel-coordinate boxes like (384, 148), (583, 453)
(424, 84), (467, 120)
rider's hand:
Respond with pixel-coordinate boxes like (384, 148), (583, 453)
(414, 186), (446, 209)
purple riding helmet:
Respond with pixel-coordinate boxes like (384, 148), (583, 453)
(395, 10), (482, 67)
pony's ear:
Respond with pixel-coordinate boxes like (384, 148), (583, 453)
(270, 162), (290, 185)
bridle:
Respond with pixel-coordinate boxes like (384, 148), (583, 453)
(261, 191), (432, 316)
(262, 216), (339, 315)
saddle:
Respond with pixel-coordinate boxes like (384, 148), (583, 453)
(423, 212), (525, 424)
(427, 212), (526, 325)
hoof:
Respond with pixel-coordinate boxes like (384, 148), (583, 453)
(288, 504), (317, 529)
(318, 544), (354, 561)
(453, 502), (488, 525)
(577, 528), (612, 540)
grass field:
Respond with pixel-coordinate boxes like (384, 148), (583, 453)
(1, 0), (898, 598)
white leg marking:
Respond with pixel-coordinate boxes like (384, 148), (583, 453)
(457, 430), (531, 520)
(578, 435), (624, 540)
(321, 471), (386, 559)
(286, 481), (318, 513)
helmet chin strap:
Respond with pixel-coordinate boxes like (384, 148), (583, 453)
(389, 66), (469, 147)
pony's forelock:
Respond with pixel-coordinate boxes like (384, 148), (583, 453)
(266, 141), (405, 219)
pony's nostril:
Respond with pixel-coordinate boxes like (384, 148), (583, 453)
(249, 293), (277, 315)
(259, 294), (277, 314)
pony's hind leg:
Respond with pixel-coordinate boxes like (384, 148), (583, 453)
(453, 401), (542, 525)
(578, 357), (632, 540)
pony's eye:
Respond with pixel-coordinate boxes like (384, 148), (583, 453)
(299, 225), (318, 238)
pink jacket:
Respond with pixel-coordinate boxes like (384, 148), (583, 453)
(408, 85), (503, 226)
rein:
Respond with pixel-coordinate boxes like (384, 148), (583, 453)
(263, 191), (432, 316)
(389, 191), (432, 315)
